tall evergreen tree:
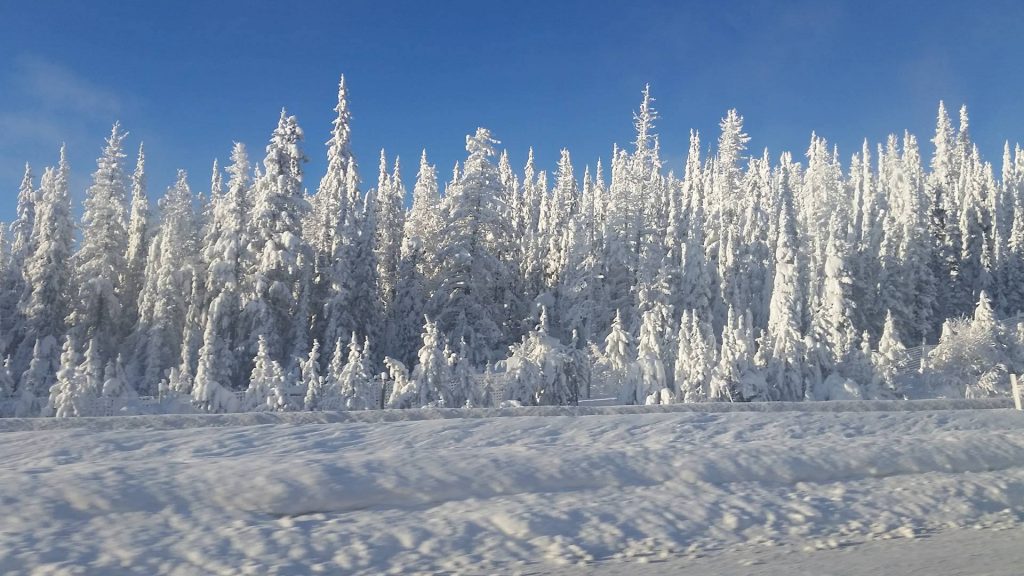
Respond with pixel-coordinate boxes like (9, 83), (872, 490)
(70, 123), (130, 364)
(122, 143), (150, 335)
(429, 128), (514, 365)
(241, 111), (312, 369)
(15, 147), (73, 390)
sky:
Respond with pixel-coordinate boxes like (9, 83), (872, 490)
(1, 0), (1022, 221)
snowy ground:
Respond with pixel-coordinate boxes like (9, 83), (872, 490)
(0, 401), (1022, 575)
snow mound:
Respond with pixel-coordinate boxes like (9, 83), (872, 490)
(0, 406), (1022, 574)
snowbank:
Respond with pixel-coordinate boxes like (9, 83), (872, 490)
(0, 405), (1022, 574)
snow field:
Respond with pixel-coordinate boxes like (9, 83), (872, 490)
(0, 404), (1022, 574)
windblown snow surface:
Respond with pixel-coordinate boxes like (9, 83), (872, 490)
(1, 400), (1023, 575)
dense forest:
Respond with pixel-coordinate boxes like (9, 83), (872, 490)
(1, 77), (1022, 416)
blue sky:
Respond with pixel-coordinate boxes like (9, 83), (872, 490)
(1, 0), (1022, 221)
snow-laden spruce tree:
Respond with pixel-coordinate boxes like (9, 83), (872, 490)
(0, 164), (35, 355)
(1006, 181), (1024, 314)
(311, 78), (358, 347)
(381, 356), (411, 408)
(374, 152), (405, 316)
(245, 335), (285, 411)
(338, 333), (377, 410)
(635, 304), (671, 404)
(405, 150), (442, 274)
(448, 338), (483, 408)
(385, 153), (437, 366)
(309, 75), (355, 273)
(192, 292), (241, 413)
(873, 310), (909, 398)
(70, 123), (130, 365)
(429, 128), (514, 366)
(390, 318), (451, 408)
(241, 111), (312, 371)
(557, 214), (598, 347)
(46, 336), (84, 418)
(191, 143), (249, 395)
(810, 213), (858, 382)
(15, 149), (73, 391)
(678, 138), (713, 321)
(319, 337), (347, 410)
(763, 200), (806, 401)
(122, 144), (149, 334)
(386, 234), (427, 368)
(594, 310), (638, 402)
(709, 307), (765, 401)
(131, 170), (198, 394)
(502, 307), (581, 406)
(100, 356), (134, 399)
(321, 164), (381, 364)
(674, 310), (716, 403)
(300, 339), (325, 410)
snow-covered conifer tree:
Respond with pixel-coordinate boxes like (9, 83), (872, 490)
(70, 123), (130, 364)
(47, 336), (84, 418)
(709, 308), (764, 401)
(300, 339), (325, 410)
(245, 335), (285, 411)
(15, 148), (73, 388)
(132, 171), (198, 393)
(122, 143), (149, 334)
(634, 304), (671, 404)
(874, 310), (909, 398)
(241, 111), (312, 369)
(395, 318), (451, 408)
(429, 128), (514, 365)
(596, 310), (639, 403)
(674, 311), (715, 402)
(374, 152), (405, 314)
(811, 214), (858, 379)
(502, 307), (580, 406)
(763, 200), (805, 401)
(338, 334), (376, 410)
(1, 164), (35, 355)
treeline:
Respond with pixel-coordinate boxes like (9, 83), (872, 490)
(0, 77), (1022, 416)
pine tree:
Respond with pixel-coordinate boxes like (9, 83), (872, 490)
(502, 307), (581, 406)
(70, 123), (130, 364)
(301, 339), (325, 410)
(429, 128), (514, 365)
(192, 291), (241, 413)
(597, 310), (639, 403)
(634, 303), (671, 404)
(15, 147), (73, 388)
(811, 214), (858, 379)
(448, 338), (481, 408)
(47, 336), (84, 418)
(763, 201), (806, 401)
(245, 335), (285, 411)
(674, 311), (716, 403)
(192, 143), (250, 391)
(1, 164), (36, 355)
(311, 75), (355, 269)
(122, 143), (149, 334)
(374, 152), (405, 315)
(132, 171), (198, 393)
(873, 310), (909, 398)
(338, 333), (376, 410)
(394, 318), (451, 408)
(241, 111), (312, 370)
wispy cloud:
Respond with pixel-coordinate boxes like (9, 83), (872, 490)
(0, 54), (131, 215)
(10, 54), (122, 119)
